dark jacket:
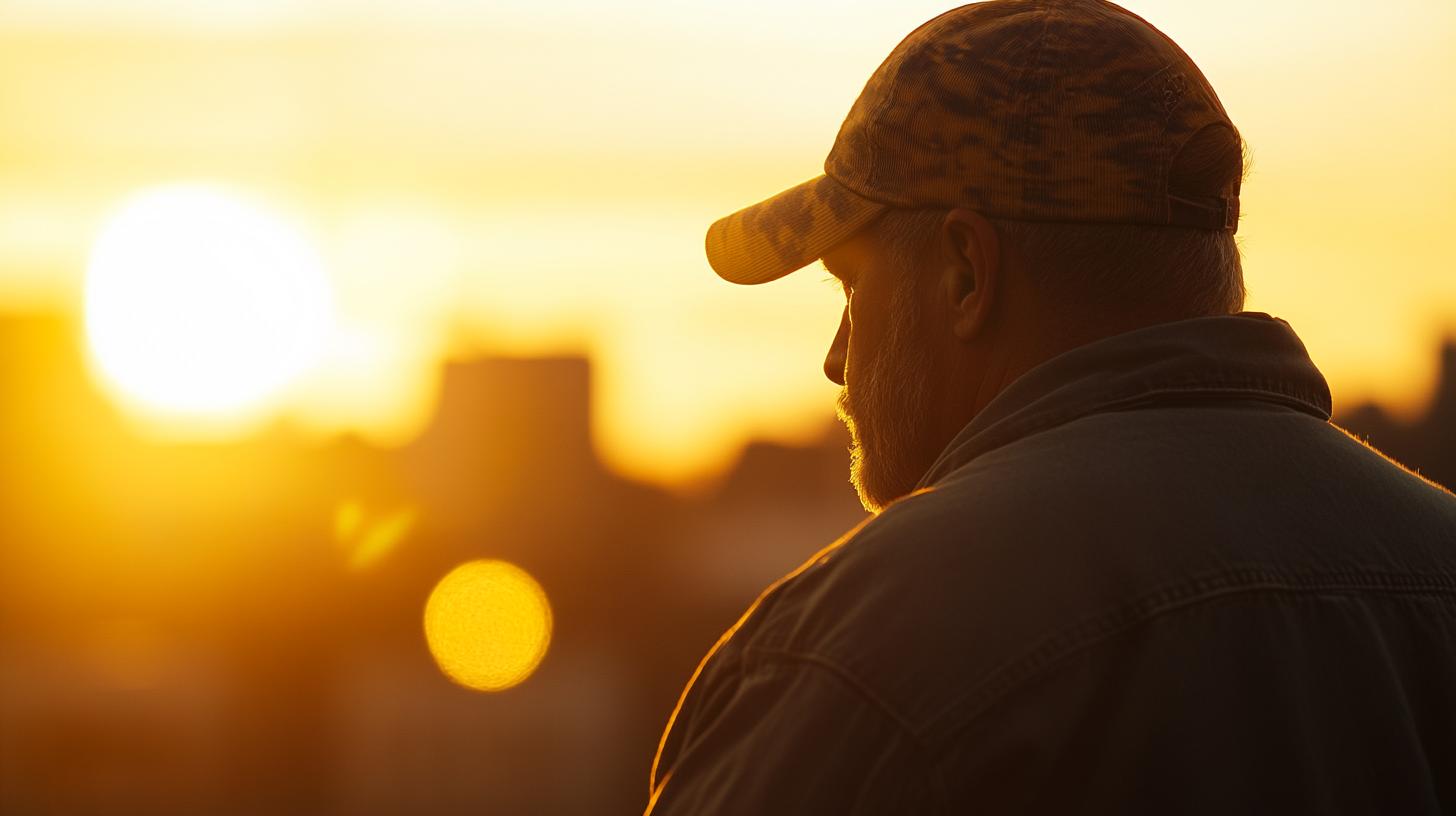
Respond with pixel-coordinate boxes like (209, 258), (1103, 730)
(647, 312), (1456, 814)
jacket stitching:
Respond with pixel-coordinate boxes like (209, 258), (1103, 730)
(739, 647), (927, 750)
(727, 648), (955, 813)
(924, 567), (1456, 749)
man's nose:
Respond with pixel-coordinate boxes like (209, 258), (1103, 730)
(823, 308), (849, 386)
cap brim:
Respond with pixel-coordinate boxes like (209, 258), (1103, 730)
(705, 174), (887, 285)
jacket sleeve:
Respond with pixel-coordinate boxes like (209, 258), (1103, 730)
(646, 651), (945, 815)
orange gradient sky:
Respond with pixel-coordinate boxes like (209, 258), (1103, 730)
(0, 0), (1452, 485)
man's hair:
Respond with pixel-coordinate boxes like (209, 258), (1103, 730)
(874, 128), (1248, 322)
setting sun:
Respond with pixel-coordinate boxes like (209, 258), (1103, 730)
(83, 184), (335, 429)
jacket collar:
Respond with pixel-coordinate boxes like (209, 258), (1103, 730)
(916, 312), (1333, 488)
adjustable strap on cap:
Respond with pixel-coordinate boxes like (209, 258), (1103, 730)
(1168, 193), (1240, 233)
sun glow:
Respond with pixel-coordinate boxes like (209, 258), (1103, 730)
(83, 184), (335, 430)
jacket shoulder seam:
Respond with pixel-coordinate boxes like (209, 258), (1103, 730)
(926, 567), (1456, 748)
(740, 646), (927, 749)
(736, 647), (955, 812)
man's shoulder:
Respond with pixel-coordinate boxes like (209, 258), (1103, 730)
(727, 406), (1456, 743)
(717, 480), (1098, 740)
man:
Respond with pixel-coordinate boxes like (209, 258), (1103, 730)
(649, 1), (1456, 813)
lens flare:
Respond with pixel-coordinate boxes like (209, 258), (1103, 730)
(334, 501), (415, 570)
(423, 560), (552, 692)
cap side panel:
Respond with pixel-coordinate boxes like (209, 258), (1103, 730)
(1009, 3), (1064, 222)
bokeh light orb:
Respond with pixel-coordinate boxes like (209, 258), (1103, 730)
(84, 184), (334, 421)
(424, 559), (553, 692)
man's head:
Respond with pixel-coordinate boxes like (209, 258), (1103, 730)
(825, 194), (1245, 512)
(704, 0), (1246, 511)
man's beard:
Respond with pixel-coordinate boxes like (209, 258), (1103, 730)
(835, 284), (935, 513)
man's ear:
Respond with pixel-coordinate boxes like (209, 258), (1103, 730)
(938, 209), (1000, 341)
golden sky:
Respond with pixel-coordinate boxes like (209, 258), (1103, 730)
(0, 0), (1452, 485)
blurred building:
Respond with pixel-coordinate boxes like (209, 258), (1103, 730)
(1338, 338), (1456, 492)
(0, 312), (864, 816)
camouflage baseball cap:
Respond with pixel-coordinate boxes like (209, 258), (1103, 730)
(707, 0), (1242, 285)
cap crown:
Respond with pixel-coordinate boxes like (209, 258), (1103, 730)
(827, 0), (1240, 230)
